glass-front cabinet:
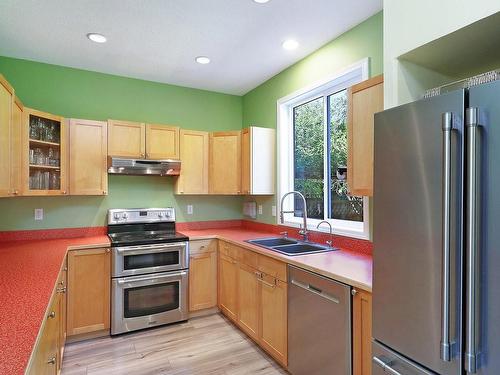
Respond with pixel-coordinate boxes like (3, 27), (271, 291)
(23, 108), (68, 195)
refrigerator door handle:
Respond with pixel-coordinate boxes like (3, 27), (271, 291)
(465, 107), (480, 373)
(440, 112), (454, 362)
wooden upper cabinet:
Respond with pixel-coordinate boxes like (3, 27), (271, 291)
(67, 248), (111, 337)
(176, 129), (209, 194)
(69, 119), (108, 195)
(10, 96), (23, 197)
(347, 75), (383, 197)
(0, 74), (14, 197)
(107, 119), (145, 158)
(145, 123), (180, 159)
(241, 127), (275, 195)
(209, 131), (241, 194)
(23, 108), (68, 196)
(353, 289), (373, 375)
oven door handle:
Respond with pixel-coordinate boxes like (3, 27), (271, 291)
(117, 271), (187, 284)
(115, 242), (186, 254)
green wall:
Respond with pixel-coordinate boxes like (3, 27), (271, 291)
(0, 56), (244, 230)
(0, 11), (383, 231)
(242, 12), (383, 224)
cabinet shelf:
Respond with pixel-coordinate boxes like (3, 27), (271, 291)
(29, 139), (60, 147)
(29, 164), (61, 170)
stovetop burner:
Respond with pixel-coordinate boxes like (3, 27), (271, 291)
(107, 208), (188, 247)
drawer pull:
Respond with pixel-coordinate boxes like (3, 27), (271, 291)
(258, 277), (276, 288)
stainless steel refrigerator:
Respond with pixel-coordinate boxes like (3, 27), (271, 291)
(372, 78), (500, 375)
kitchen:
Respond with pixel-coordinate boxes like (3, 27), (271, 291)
(1, 1), (500, 375)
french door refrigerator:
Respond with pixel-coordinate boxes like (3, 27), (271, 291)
(372, 78), (500, 375)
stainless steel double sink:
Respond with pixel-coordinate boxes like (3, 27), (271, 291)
(246, 237), (337, 256)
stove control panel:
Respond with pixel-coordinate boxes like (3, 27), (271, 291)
(108, 208), (175, 225)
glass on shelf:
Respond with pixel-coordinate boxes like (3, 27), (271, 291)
(29, 170), (59, 190)
(29, 115), (61, 143)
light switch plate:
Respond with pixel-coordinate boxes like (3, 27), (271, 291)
(187, 205), (193, 215)
(258, 205), (263, 215)
(34, 208), (43, 221)
(271, 205), (276, 217)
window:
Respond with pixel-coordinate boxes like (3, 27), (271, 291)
(278, 59), (369, 239)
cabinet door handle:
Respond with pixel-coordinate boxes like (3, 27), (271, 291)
(57, 287), (66, 294)
(48, 311), (56, 319)
(47, 356), (56, 365)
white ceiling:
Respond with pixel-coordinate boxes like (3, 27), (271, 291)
(0, 0), (382, 95)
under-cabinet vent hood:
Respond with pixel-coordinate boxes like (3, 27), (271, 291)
(107, 157), (181, 176)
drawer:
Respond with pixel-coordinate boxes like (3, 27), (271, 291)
(238, 247), (258, 269)
(190, 239), (217, 255)
(258, 255), (287, 282)
(219, 241), (239, 259)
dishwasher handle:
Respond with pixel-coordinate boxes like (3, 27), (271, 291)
(290, 279), (340, 304)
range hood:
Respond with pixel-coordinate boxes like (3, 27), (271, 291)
(107, 157), (181, 176)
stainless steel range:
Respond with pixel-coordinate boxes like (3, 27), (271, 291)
(108, 208), (189, 335)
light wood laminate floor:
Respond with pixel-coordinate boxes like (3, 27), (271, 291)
(61, 314), (288, 375)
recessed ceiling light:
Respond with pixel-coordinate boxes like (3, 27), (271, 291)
(253, 0), (271, 3)
(87, 33), (107, 43)
(195, 56), (211, 65)
(282, 39), (299, 50)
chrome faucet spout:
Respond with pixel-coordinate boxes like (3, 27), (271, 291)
(317, 220), (334, 248)
(279, 191), (309, 242)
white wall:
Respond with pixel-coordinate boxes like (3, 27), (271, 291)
(384, 0), (500, 107)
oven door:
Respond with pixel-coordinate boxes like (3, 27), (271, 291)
(111, 270), (188, 335)
(112, 242), (188, 277)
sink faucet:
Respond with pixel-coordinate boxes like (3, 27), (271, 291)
(279, 191), (309, 242)
(317, 220), (333, 248)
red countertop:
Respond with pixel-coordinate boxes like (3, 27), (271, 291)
(0, 222), (372, 375)
(0, 235), (109, 375)
(182, 228), (373, 292)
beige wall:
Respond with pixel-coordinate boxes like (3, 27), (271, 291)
(384, 0), (500, 107)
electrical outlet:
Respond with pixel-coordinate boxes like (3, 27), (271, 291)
(271, 205), (276, 217)
(187, 205), (193, 215)
(34, 208), (44, 221)
(258, 205), (263, 215)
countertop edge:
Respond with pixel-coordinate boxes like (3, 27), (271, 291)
(188, 234), (372, 293)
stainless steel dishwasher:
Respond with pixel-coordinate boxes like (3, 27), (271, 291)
(288, 265), (352, 375)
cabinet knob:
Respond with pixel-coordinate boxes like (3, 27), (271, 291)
(62, 191), (67, 195)
(141, 153), (145, 158)
(351, 289), (358, 296)
(48, 311), (56, 319)
(12, 190), (19, 195)
(47, 356), (56, 365)
(57, 287), (66, 294)
(102, 190), (107, 195)
(106, 248), (111, 253)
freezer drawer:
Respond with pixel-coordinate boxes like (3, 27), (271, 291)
(288, 265), (351, 375)
(373, 341), (437, 375)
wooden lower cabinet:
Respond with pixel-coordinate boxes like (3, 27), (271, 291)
(189, 240), (218, 311)
(67, 248), (111, 337)
(218, 252), (239, 322)
(26, 265), (66, 375)
(259, 276), (288, 367)
(353, 289), (373, 375)
(218, 242), (288, 368)
(237, 263), (261, 341)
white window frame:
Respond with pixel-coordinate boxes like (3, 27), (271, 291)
(277, 58), (370, 240)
